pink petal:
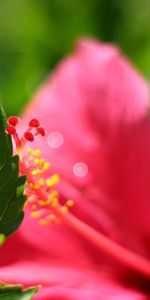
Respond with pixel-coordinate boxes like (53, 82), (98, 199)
(0, 209), (95, 269)
(21, 38), (150, 256)
(0, 262), (146, 300)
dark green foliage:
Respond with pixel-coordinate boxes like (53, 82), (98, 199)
(0, 105), (26, 237)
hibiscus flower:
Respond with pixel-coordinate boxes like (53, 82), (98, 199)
(0, 38), (150, 299)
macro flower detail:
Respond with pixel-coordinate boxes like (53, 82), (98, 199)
(6, 116), (74, 226)
(22, 147), (74, 225)
(0, 39), (150, 299)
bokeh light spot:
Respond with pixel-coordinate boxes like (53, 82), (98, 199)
(73, 162), (88, 177)
(47, 131), (64, 149)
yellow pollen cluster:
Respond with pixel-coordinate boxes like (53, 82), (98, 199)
(25, 148), (74, 225)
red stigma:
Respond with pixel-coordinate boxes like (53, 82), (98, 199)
(29, 119), (40, 128)
(6, 125), (16, 135)
(36, 127), (45, 136)
(24, 132), (34, 142)
(8, 116), (20, 127)
(6, 116), (45, 150)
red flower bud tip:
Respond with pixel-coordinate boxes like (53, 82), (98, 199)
(36, 127), (45, 136)
(6, 125), (16, 135)
(7, 116), (20, 127)
(24, 132), (34, 142)
(29, 119), (40, 128)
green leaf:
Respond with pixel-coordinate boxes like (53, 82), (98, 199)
(0, 104), (27, 237)
(0, 106), (40, 298)
(0, 283), (40, 300)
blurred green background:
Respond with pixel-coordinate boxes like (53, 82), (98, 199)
(0, 0), (150, 115)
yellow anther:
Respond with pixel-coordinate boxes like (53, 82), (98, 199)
(43, 162), (51, 171)
(27, 148), (33, 154)
(48, 190), (59, 201)
(66, 200), (74, 207)
(51, 197), (59, 207)
(32, 169), (42, 176)
(49, 214), (56, 221)
(46, 179), (53, 187)
(46, 174), (60, 187)
(32, 183), (39, 190)
(34, 158), (41, 166)
(34, 158), (46, 167)
(39, 158), (45, 166)
(33, 149), (41, 157)
(38, 178), (45, 187)
(31, 211), (41, 218)
(52, 174), (60, 184)
(39, 200), (47, 206)
(39, 219), (50, 226)
(61, 206), (68, 213)
(31, 204), (37, 210)
(25, 148), (75, 224)
(29, 183), (39, 190)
